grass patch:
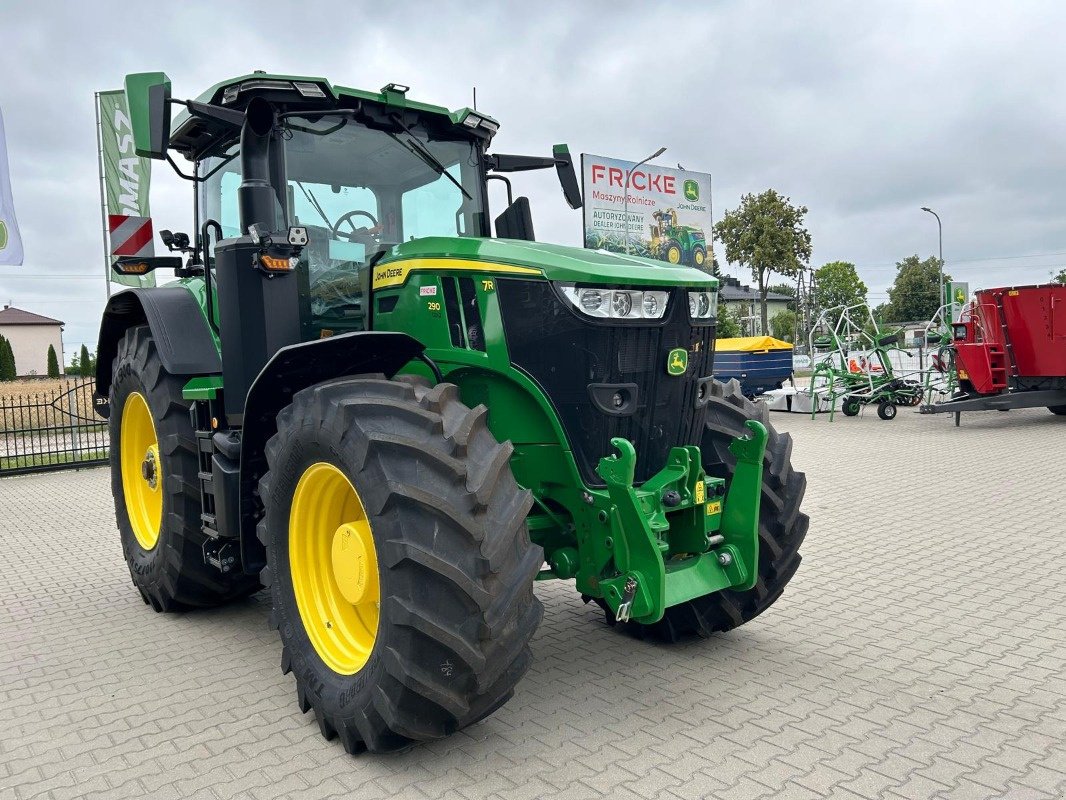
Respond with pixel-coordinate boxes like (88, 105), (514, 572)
(0, 449), (108, 471)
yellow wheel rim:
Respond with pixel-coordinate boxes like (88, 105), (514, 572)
(120, 392), (162, 551)
(289, 462), (380, 675)
(694, 249), (705, 266)
(667, 245), (682, 264)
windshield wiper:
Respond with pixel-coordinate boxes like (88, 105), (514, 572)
(387, 114), (471, 199)
(295, 181), (334, 230)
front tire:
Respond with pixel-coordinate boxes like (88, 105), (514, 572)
(610, 380), (808, 641)
(109, 325), (259, 611)
(692, 245), (707, 269)
(260, 376), (543, 753)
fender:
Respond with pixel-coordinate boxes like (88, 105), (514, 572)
(94, 287), (221, 417)
(236, 330), (425, 573)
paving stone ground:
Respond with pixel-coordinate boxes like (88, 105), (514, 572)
(1, 406), (1065, 799)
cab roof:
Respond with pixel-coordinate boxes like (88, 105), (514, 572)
(169, 71), (498, 159)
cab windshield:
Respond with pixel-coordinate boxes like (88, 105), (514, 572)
(199, 114), (487, 326)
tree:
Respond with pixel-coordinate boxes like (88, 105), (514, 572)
(1052, 268), (1066, 285)
(46, 344), (60, 378)
(881, 255), (950, 322)
(78, 344), (91, 377)
(0, 335), (15, 381)
(770, 310), (797, 342)
(714, 189), (812, 335)
(715, 304), (742, 339)
(767, 282), (798, 312)
(814, 261), (868, 312)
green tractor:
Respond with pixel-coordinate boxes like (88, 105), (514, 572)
(95, 71), (808, 754)
(650, 207), (708, 269)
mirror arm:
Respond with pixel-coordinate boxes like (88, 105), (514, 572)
(165, 153), (200, 182)
(182, 99), (246, 129)
(485, 153), (557, 173)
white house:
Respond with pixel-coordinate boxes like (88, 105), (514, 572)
(0, 304), (65, 377)
(718, 275), (793, 336)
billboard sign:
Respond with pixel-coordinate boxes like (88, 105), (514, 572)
(581, 154), (712, 270)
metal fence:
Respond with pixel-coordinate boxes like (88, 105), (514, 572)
(0, 378), (109, 475)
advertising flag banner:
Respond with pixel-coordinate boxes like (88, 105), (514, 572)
(0, 106), (25, 266)
(948, 281), (969, 322)
(581, 154), (712, 271)
(98, 90), (156, 287)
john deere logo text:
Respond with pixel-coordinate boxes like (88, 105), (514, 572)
(683, 180), (700, 202)
(667, 348), (688, 376)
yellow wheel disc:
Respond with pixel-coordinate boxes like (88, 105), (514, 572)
(695, 249), (705, 266)
(120, 392), (162, 551)
(667, 245), (682, 264)
(289, 462), (380, 675)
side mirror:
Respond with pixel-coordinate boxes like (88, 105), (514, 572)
(553, 144), (582, 210)
(495, 197), (535, 241)
(124, 72), (172, 159)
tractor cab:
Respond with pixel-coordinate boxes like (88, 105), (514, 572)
(194, 98), (490, 334)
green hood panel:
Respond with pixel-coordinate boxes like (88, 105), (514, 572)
(379, 237), (718, 288)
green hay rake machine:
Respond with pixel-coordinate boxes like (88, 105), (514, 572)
(807, 304), (922, 420)
(94, 71), (807, 753)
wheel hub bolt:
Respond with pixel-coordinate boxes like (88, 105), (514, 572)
(141, 449), (158, 489)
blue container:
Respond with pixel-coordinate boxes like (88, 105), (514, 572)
(714, 337), (794, 397)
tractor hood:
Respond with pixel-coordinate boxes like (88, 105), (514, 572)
(379, 237), (718, 288)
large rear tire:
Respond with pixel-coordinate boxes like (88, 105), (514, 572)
(605, 379), (807, 641)
(109, 325), (260, 611)
(259, 376), (543, 754)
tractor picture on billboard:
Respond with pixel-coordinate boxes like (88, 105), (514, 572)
(581, 154), (712, 270)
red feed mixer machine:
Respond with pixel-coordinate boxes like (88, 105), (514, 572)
(921, 283), (1066, 424)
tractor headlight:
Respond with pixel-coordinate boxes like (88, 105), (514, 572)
(642, 291), (668, 317)
(576, 288), (609, 317)
(688, 290), (717, 320)
(558, 285), (669, 320)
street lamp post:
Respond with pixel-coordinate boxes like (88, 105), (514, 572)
(921, 207), (944, 307)
(624, 146), (667, 254)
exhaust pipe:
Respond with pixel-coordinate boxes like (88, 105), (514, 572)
(238, 97), (277, 235)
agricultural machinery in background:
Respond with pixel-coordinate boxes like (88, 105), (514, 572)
(918, 303), (960, 405)
(94, 71), (808, 754)
(921, 283), (1066, 424)
(650, 208), (708, 268)
(804, 304), (923, 420)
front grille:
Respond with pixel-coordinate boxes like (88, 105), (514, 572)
(498, 279), (716, 486)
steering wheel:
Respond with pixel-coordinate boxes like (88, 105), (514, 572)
(332, 209), (380, 243)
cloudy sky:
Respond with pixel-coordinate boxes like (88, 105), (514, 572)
(2, 0), (1065, 361)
